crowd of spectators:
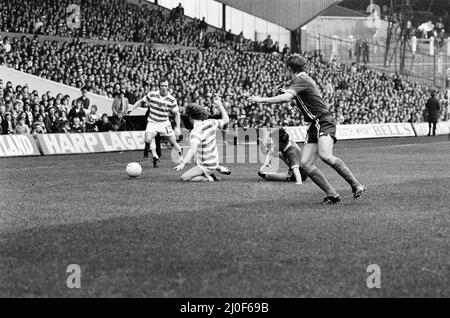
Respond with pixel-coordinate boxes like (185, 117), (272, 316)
(0, 0), (259, 52)
(0, 79), (126, 135)
(1, 34), (447, 131)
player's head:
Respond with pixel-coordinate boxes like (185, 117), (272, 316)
(286, 54), (307, 78)
(159, 78), (169, 95)
(186, 103), (209, 121)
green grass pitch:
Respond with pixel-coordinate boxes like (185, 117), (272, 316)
(0, 136), (449, 297)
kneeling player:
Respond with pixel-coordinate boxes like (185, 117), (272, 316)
(258, 127), (308, 184)
(174, 97), (230, 182)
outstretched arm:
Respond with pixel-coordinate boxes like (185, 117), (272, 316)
(127, 98), (146, 114)
(248, 93), (292, 105)
(174, 139), (200, 171)
(213, 96), (229, 126)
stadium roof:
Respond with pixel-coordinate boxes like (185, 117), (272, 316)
(321, 4), (369, 17)
(215, 0), (342, 31)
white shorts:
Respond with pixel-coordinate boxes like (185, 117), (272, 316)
(145, 120), (174, 137)
(198, 165), (218, 176)
(197, 162), (219, 176)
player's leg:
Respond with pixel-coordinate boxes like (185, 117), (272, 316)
(181, 166), (213, 182)
(217, 165), (231, 175)
(317, 135), (366, 198)
(155, 133), (162, 157)
(166, 134), (182, 154)
(165, 134), (183, 164)
(143, 140), (150, 159)
(432, 121), (437, 136)
(300, 143), (339, 200)
(144, 131), (158, 157)
(144, 128), (160, 167)
(144, 134), (160, 159)
(258, 171), (292, 182)
(291, 167), (304, 184)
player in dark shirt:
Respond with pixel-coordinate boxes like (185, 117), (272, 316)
(258, 127), (308, 184)
(249, 54), (366, 204)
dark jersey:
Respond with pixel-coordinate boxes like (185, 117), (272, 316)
(286, 73), (331, 123)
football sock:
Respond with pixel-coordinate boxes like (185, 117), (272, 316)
(308, 168), (337, 196)
(155, 134), (162, 157)
(330, 158), (359, 188)
(150, 143), (159, 159)
(143, 142), (150, 157)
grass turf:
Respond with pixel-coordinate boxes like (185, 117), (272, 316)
(0, 136), (449, 297)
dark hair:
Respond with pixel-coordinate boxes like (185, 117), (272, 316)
(286, 54), (307, 73)
(185, 103), (209, 120)
(159, 78), (169, 86)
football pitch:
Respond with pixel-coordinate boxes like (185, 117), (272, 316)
(0, 136), (449, 297)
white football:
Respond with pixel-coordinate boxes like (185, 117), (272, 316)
(126, 162), (142, 178)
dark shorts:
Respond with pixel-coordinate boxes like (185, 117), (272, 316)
(305, 115), (337, 144)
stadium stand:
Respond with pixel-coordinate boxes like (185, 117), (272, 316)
(0, 0), (448, 131)
(0, 0), (256, 51)
(0, 78), (126, 135)
(1, 34), (448, 130)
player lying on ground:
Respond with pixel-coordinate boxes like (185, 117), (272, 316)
(127, 78), (182, 168)
(258, 127), (308, 184)
(174, 97), (231, 182)
(249, 54), (366, 204)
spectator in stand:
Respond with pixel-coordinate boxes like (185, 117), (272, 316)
(171, 3), (184, 21)
(282, 44), (291, 56)
(23, 104), (34, 126)
(355, 39), (362, 64)
(77, 86), (90, 110)
(1, 113), (15, 134)
(436, 17), (445, 34)
(199, 17), (208, 39)
(70, 117), (85, 133)
(3, 37), (12, 53)
(272, 41), (280, 54)
(225, 29), (234, 42)
(97, 113), (115, 132)
(61, 120), (71, 133)
(263, 35), (274, 53)
(362, 40), (369, 64)
(112, 90), (129, 131)
(32, 114), (46, 134)
(85, 105), (100, 132)
(15, 118), (30, 134)
(43, 107), (57, 133)
(68, 100), (86, 123)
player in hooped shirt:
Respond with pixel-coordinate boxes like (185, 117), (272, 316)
(249, 54), (366, 204)
(174, 96), (231, 182)
(127, 78), (182, 167)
